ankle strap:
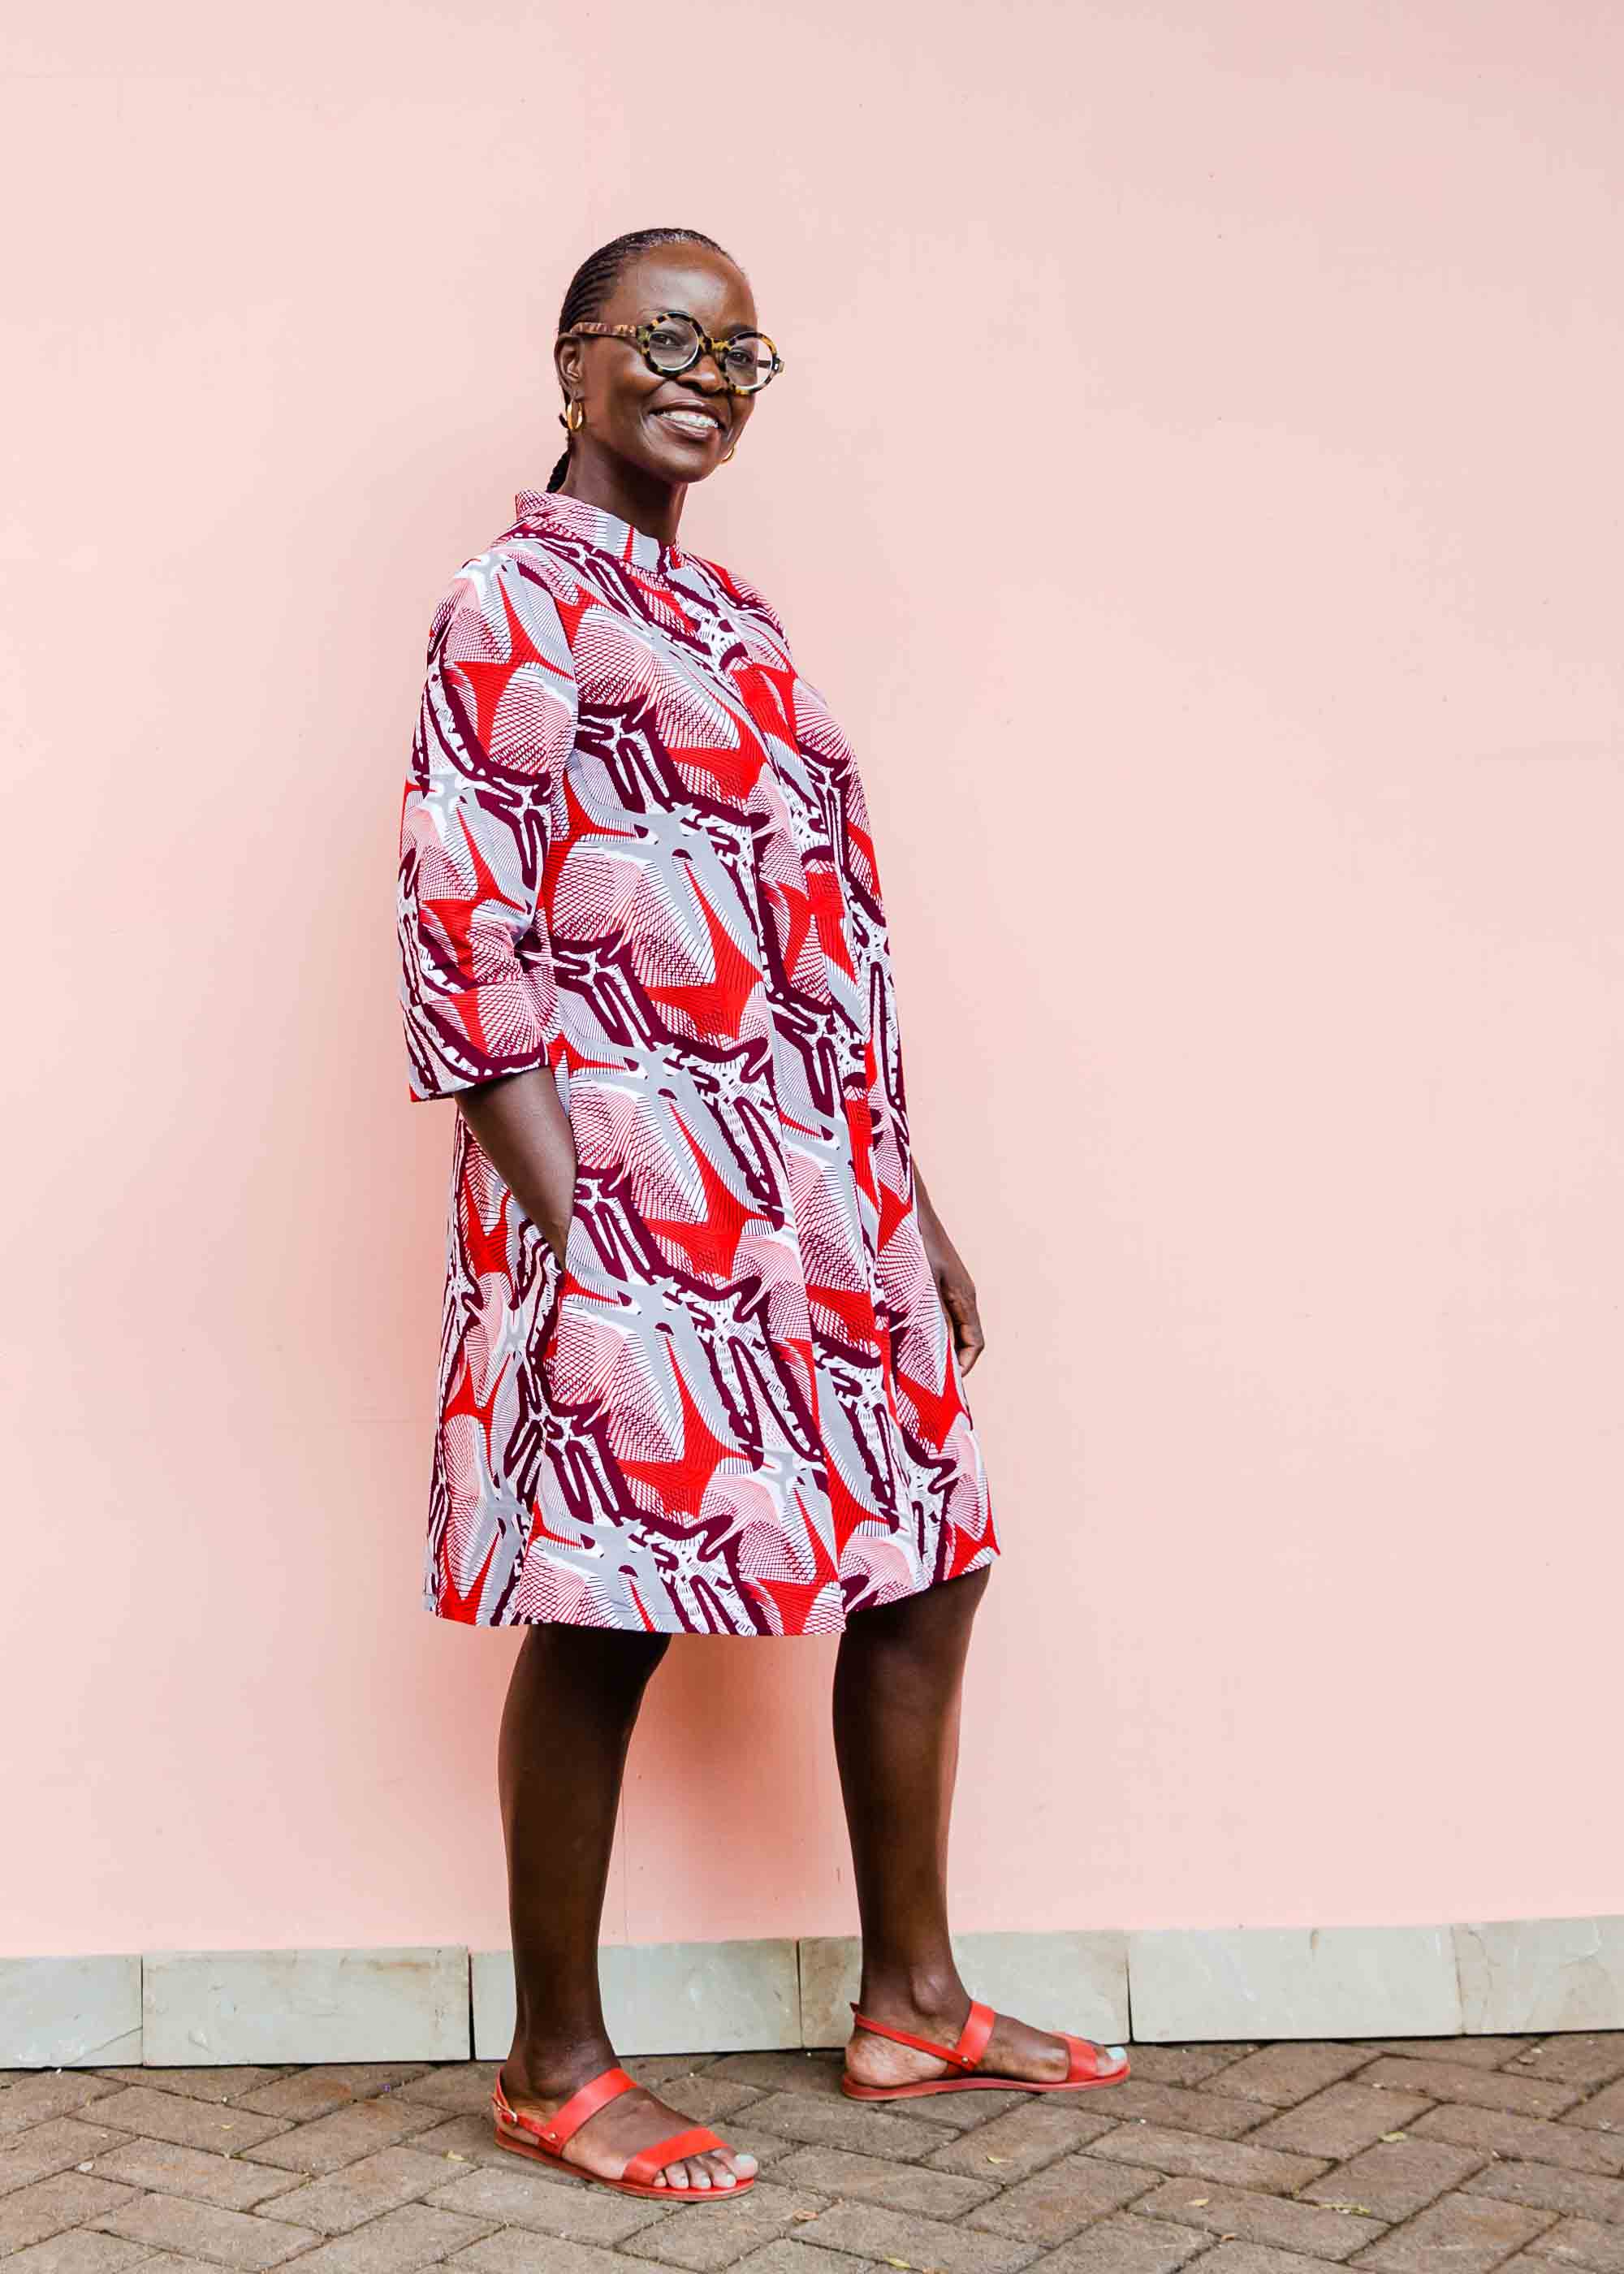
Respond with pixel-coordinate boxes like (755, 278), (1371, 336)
(496, 2062), (637, 2150)
(849, 1998), (995, 2072)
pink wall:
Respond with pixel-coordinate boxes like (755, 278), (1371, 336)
(5, 0), (1621, 1957)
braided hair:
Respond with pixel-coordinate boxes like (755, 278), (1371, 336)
(546, 227), (737, 491)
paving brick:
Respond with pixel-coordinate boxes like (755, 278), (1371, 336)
(1351, 2190), (1556, 2271)
(1299, 2135), (1488, 2220)
(0, 2233), (154, 2274)
(702, 2052), (846, 2095)
(1514, 2039), (1624, 2090)
(397, 2065), (505, 2114)
(1182, 2250), (1351, 2274)
(246, 2094), (444, 2172)
(771, 2143), (995, 2217)
(1034, 2212), (1209, 2272)
(1091, 2079), (1268, 2138)
(90, 2189), (320, 2267)
(86, 2133), (308, 2210)
(1360, 2056), (1583, 2120)
(234, 2064), (430, 2120)
(0, 2076), (122, 2140)
(436, 2146), (682, 2237)
(1247, 2081), (1435, 2159)
(271, 2202), (493, 2272)
(1525, 2215), (1624, 2268)
(725, 2090), (949, 2159)
(451, 2229), (670, 2273)
(1086, 2122), (1329, 2193)
(963, 2148), (1155, 2242)
(95, 2068), (287, 2102)
(620, 2180), (837, 2270)
(427, 2156), (674, 2242)
(98, 2255), (224, 2272)
(922, 2098), (1118, 2179)
(1207, 2041), (1378, 2105)
(1360, 2038), (1534, 2069)
(1465, 2159), (1624, 2224)
(1567, 2081), (1624, 2135)
(257, 2143), (456, 2232)
(1115, 2046), (1259, 2087)
(723, 2246), (878, 2274)
(0, 2119), (126, 2194)
(627, 2056), (722, 2086)
(789, 2196), (1038, 2272)
(1414, 2103), (1624, 2176)
(892, 2091), (1034, 2134)
(719, 2120), (836, 2172)
(84, 2085), (291, 2155)
(0, 2172), (139, 2255)
(1134, 2173), (1386, 2258)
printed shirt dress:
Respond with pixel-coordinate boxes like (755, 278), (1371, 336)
(396, 485), (999, 1636)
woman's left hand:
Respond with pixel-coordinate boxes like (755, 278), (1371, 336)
(914, 1166), (985, 1375)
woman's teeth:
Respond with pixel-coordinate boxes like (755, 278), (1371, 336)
(654, 408), (721, 439)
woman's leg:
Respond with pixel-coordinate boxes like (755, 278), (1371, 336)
(831, 1567), (1086, 2088)
(497, 1621), (757, 2190)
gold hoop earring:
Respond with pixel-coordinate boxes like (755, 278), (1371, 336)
(720, 443), (736, 463)
(560, 396), (585, 434)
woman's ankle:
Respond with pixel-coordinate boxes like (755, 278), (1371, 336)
(855, 1965), (968, 2022)
(503, 2030), (618, 2099)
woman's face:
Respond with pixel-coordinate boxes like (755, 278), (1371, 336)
(555, 246), (762, 487)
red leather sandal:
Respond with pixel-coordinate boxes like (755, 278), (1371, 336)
(491, 2062), (756, 2200)
(840, 1999), (1130, 2100)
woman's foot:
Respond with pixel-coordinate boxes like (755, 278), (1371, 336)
(497, 2057), (758, 2191)
(844, 1987), (1124, 2091)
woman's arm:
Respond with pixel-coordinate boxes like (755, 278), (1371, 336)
(913, 1163), (985, 1374)
(456, 1069), (577, 1267)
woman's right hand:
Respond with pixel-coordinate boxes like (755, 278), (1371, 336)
(454, 1066), (578, 1268)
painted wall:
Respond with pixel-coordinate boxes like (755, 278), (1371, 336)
(4, 0), (1620, 1961)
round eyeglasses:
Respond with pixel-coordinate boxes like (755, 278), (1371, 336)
(563, 310), (784, 396)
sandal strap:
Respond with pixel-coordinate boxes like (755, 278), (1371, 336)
(849, 1997), (996, 2072)
(956, 1999), (996, 2069)
(493, 2061), (638, 2151)
(623, 2124), (724, 2185)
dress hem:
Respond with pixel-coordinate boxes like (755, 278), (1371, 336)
(421, 1544), (999, 1636)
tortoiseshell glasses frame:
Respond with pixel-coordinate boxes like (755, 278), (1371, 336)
(562, 310), (785, 395)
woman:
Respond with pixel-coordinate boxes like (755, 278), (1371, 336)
(396, 226), (1128, 2205)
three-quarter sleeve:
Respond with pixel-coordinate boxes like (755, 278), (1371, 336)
(397, 553), (578, 1100)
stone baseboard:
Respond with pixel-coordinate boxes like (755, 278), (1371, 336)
(3, 1917), (1621, 2065)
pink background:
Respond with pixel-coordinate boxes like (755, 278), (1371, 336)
(3, 0), (1621, 1956)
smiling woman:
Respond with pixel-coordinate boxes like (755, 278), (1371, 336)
(394, 222), (1120, 2211)
(546, 230), (775, 486)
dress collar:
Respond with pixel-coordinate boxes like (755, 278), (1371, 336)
(513, 486), (687, 577)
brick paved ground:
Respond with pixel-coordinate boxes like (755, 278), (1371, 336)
(3, 2032), (1624, 2272)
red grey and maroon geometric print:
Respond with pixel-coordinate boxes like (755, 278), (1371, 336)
(397, 486), (999, 1634)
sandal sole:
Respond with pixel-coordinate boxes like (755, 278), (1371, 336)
(841, 2056), (1131, 2101)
